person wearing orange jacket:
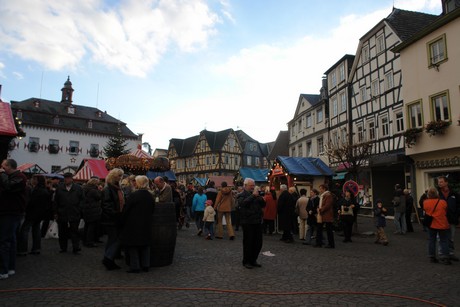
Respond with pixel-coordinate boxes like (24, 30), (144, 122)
(423, 187), (450, 265)
(262, 187), (277, 235)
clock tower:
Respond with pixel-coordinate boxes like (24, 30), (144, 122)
(61, 76), (74, 104)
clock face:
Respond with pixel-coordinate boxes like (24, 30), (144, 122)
(68, 107), (75, 114)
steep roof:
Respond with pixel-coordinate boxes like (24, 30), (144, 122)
(267, 131), (289, 161)
(169, 135), (199, 157)
(10, 98), (137, 138)
(386, 8), (439, 42)
(202, 128), (233, 151)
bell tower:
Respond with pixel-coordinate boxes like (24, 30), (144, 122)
(61, 76), (74, 104)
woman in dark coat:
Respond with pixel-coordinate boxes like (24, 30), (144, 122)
(82, 178), (102, 247)
(119, 175), (155, 273)
(18, 175), (51, 255)
(338, 190), (357, 243)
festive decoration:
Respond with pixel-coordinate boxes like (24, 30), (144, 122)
(103, 124), (130, 158)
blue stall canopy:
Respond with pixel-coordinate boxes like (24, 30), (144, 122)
(146, 170), (177, 182)
(276, 156), (334, 177)
(239, 167), (269, 183)
(192, 177), (207, 187)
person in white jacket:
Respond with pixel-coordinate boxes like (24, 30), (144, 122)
(203, 200), (216, 240)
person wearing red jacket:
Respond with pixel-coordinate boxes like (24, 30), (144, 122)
(263, 187), (277, 235)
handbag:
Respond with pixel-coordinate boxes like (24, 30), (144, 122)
(45, 220), (59, 239)
(423, 199), (440, 228)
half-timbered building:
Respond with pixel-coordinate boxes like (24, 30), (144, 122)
(348, 8), (438, 209)
(168, 128), (270, 185)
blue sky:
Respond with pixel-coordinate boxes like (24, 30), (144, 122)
(0, 0), (441, 150)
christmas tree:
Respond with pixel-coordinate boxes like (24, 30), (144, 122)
(103, 124), (130, 158)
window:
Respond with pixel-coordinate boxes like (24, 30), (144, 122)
(291, 147), (296, 157)
(51, 165), (61, 173)
(339, 64), (345, 82)
(212, 155), (216, 165)
(234, 156), (239, 166)
(332, 97), (338, 117)
(362, 45), (370, 62)
(339, 92), (347, 113)
(306, 141), (312, 157)
(16, 110), (23, 119)
(298, 144), (303, 157)
(228, 138), (235, 149)
(29, 137), (40, 152)
(360, 87), (368, 102)
(316, 108), (323, 123)
(407, 101), (423, 128)
(306, 114), (312, 128)
(247, 156), (252, 166)
(395, 111), (404, 133)
(67, 106), (75, 114)
(317, 137), (324, 155)
(331, 71), (337, 87)
(90, 144), (99, 158)
(341, 128), (347, 143)
(376, 35), (385, 53)
(357, 125), (364, 142)
(332, 131), (339, 145)
(69, 140), (79, 155)
(96, 111), (102, 118)
(206, 156), (211, 165)
(385, 72), (394, 91)
(381, 116), (389, 137)
(87, 120), (93, 129)
(200, 140), (205, 150)
(255, 157), (260, 166)
(428, 35), (446, 65)
(291, 124), (295, 136)
(49, 139), (59, 154)
(431, 91), (450, 121)
(298, 119), (302, 132)
(225, 154), (229, 164)
(371, 79), (379, 97)
(53, 116), (59, 125)
(368, 121), (376, 140)
(34, 101), (40, 108)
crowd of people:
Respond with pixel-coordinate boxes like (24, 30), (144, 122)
(1, 157), (459, 279)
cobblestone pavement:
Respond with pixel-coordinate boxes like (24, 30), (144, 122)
(1, 217), (459, 306)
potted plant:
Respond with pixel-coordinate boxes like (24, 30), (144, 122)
(48, 144), (59, 154)
(89, 147), (100, 158)
(402, 127), (423, 148)
(425, 120), (451, 136)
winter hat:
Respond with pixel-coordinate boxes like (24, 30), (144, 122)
(205, 200), (213, 206)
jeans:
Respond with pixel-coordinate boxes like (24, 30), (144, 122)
(316, 222), (334, 247)
(428, 228), (449, 259)
(18, 218), (42, 253)
(0, 215), (22, 275)
(204, 221), (214, 238)
(194, 211), (204, 231)
(242, 223), (263, 265)
(394, 212), (407, 234)
(127, 246), (150, 270)
(306, 224), (316, 244)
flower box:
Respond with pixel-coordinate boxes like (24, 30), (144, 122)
(425, 120), (451, 136)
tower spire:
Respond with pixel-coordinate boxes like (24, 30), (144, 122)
(61, 76), (74, 103)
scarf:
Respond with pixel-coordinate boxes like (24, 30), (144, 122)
(112, 184), (125, 212)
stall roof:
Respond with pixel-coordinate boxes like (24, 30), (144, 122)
(146, 170), (177, 182)
(193, 177), (207, 187)
(73, 159), (109, 181)
(277, 156), (334, 177)
(0, 102), (17, 136)
(239, 167), (269, 183)
(17, 163), (46, 174)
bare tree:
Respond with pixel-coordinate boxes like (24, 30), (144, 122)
(324, 139), (373, 180)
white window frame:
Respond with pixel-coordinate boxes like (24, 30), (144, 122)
(316, 108), (323, 123)
(298, 144), (303, 157)
(306, 114), (312, 128)
(428, 34), (446, 66)
(368, 121), (376, 140)
(431, 91), (450, 121)
(331, 71), (337, 87)
(69, 140), (79, 155)
(385, 72), (394, 91)
(362, 45), (370, 62)
(380, 115), (389, 137)
(407, 101), (423, 129)
(339, 92), (347, 113)
(357, 124), (364, 143)
(376, 34), (385, 53)
(332, 97), (338, 117)
(360, 87), (368, 103)
(339, 64), (345, 82)
(371, 79), (379, 97)
(317, 137), (324, 155)
(395, 111), (404, 133)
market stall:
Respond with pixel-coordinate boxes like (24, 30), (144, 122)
(73, 159), (109, 181)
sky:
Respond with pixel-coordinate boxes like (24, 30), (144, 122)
(0, 0), (442, 151)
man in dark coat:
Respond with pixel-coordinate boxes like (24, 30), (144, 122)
(0, 159), (27, 279)
(237, 178), (265, 269)
(54, 172), (84, 254)
(438, 175), (460, 262)
(277, 184), (295, 243)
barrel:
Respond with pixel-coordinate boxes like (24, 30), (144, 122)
(150, 202), (177, 267)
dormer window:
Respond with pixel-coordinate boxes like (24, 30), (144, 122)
(87, 120), (93, 129)
(96, 111), (102, 118)
(54, 116), (60, 125)
(67, 106), (75, 114)
(34, 100), (40, 108)
(16, 110), (23, 119)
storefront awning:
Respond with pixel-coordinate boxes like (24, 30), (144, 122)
(207, 175), (234, 187)
(17, 163), (46, 174)
(333, 172), (347, 180)
(0, 102), (17, 137)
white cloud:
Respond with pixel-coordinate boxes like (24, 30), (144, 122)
(13, 72), (24, 80)
(0, 62), (5, 79)
(0, 0), (220, 77)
